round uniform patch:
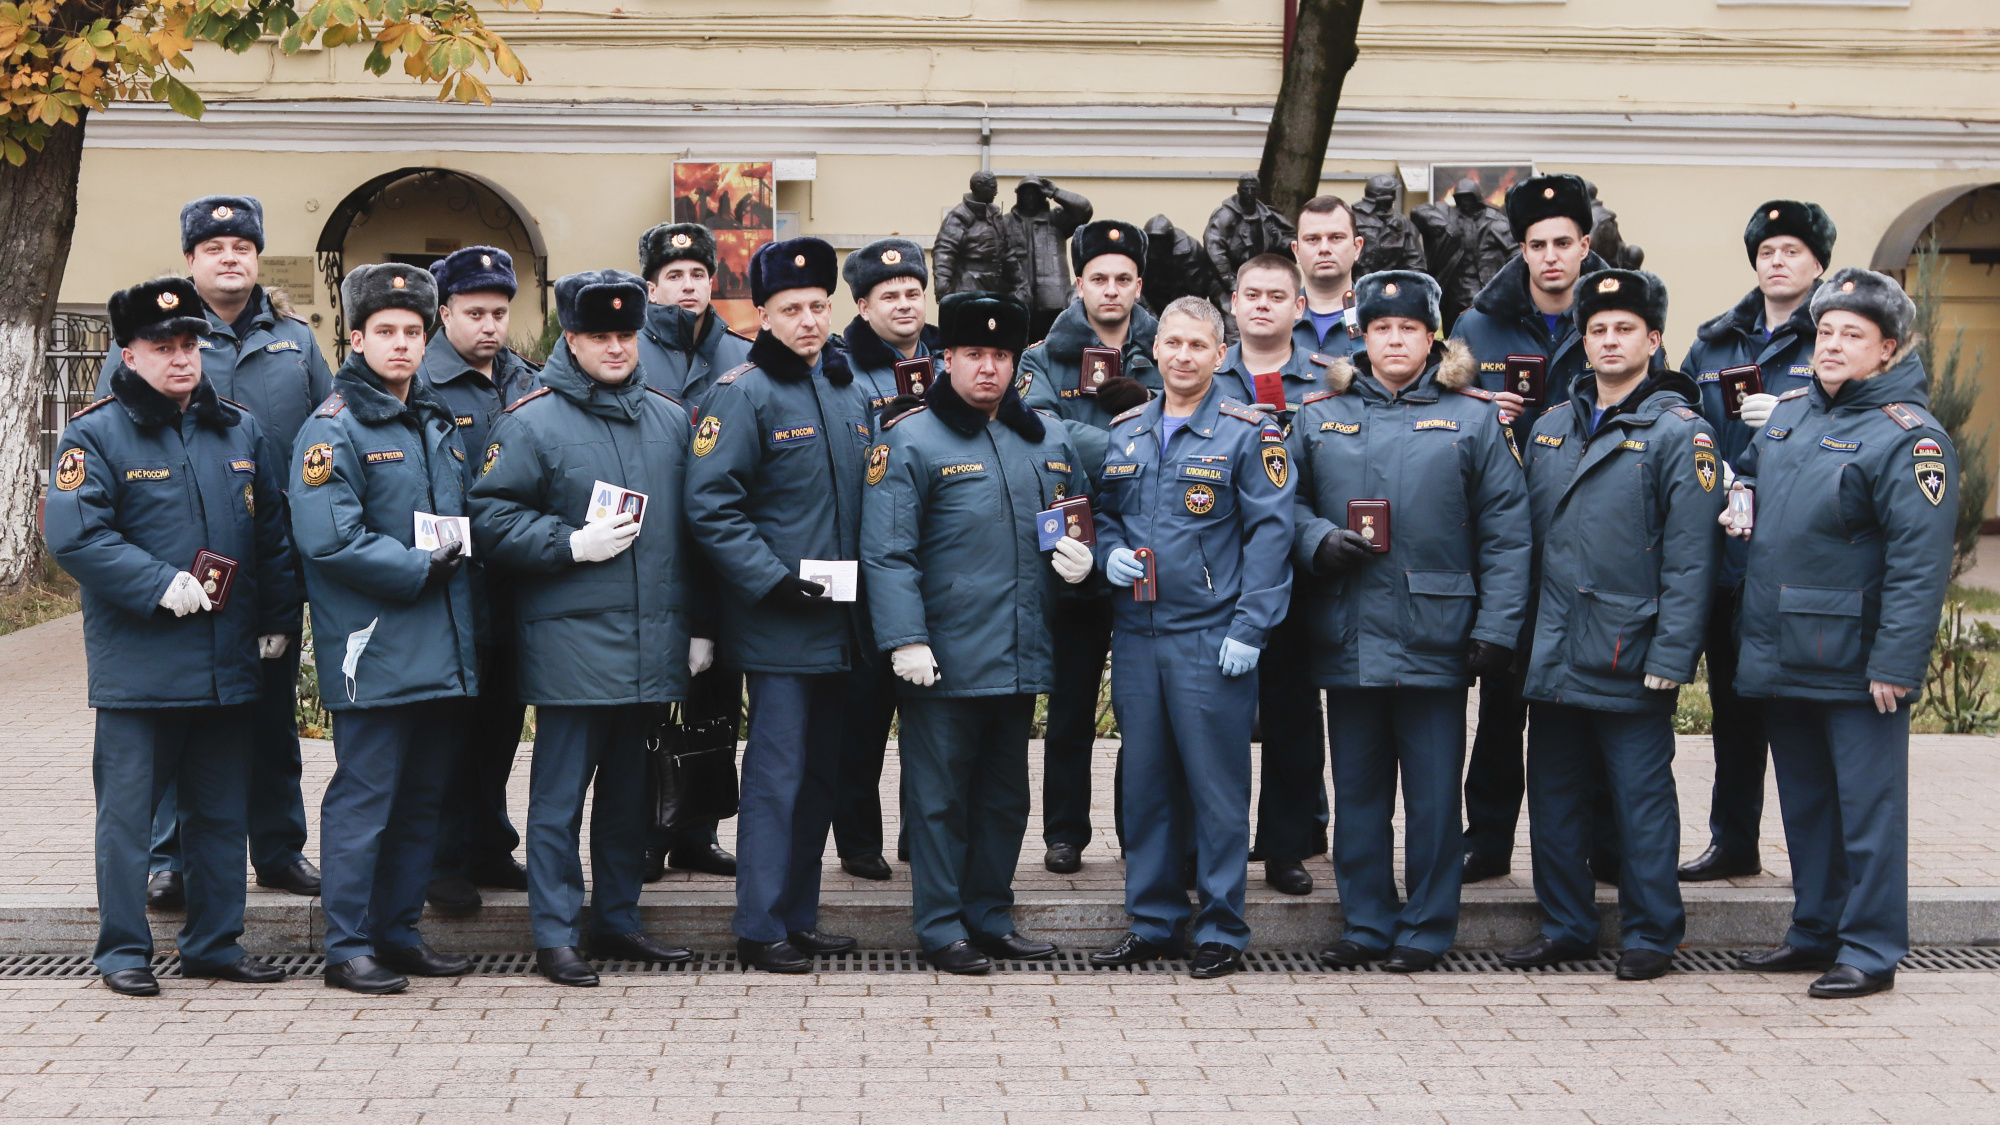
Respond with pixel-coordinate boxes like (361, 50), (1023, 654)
(481, 443), (501, 477)
(301, 443), (334, 487)
(865, 443), (890, 486)
(692, 415), (721, 458)
(54, 448), (84, 491)
(1184, 483), (1216, 515)
(243, 482), (255, 515)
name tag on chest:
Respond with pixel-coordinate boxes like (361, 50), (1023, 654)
(1178, 463), (1230, 483)
(1413, 418), (1459, 432)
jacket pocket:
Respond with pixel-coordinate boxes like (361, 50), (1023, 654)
(1403, 570), (1476, 653)
(1776, 584), (1866, 672)
(1569, 588), (1659, 675)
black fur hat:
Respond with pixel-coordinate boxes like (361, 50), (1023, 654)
(1504, 174), (1594, 242)
(1743, 200), (1836, 268)
(843, 237), (929, 300)
(340, 263), (439, 333)
(108, 278), (209, 347)
(180, 195), (264, 253)
(639, 222), (718, 281)
(1354, 270), (1441, 333)
(1575, 269), (1668, 334)
(430, 245), (517, 300)
(1070, 220), (1148, 275)
(1811, 267), (1916, 343)
(937, 291), (1029, 355)
(750, 237), (838, 306)
(555, 269), (647, 334)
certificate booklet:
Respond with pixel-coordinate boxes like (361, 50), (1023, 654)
(588, 480), (648, 527)
(412, 512), (472, 558)
(1036, 497), (1096, 550)
(799, 559), (858, 603)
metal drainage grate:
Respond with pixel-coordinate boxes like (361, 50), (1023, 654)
(9, 947), (2000, 979)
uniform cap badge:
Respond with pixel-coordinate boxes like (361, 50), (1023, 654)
(1383, 283), (1399, 296)
(156, 291), (180, 310)
(1108, 228), (1122, 241)
(391, 276), (406, 289)
(880, 249), (902, 265)
(1543, 187), (1556, 199)
(987, 318), (997, 331)
(1598, 277), (1620, 293)
(1842, 281), (1856, 292)
(612, 297), (623, 309)
(211, 205), (233, 220)
(480, 254), (493, 267)
(1769, 209), (1781, 220)
(671, 233), (692, 248)
(794, 254), (807, 267)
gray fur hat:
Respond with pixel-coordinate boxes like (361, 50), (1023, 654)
(1575, 269), (1668, 334)
(1354, 270), (1441, 333)
(1811, 267), (1915, 343)
(340, 263), (439, 333)
(180, 195), (264, 253)
(639, 222), (718, 280)
(843, 237), (928, 300)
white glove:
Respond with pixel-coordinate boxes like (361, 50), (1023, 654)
(159, 571), (211, 617)
(1738, 392), (1778, 428)
(891, 643), (939, 687)
(1104, 547), (1146, 586)
(1643, 674), (1679, 692)
(688, 637), (715, 676)
(1050, 535), (1093, 584)
(569, 512), (639, 563)
(258, 634), (289, 659)
(1722, 459), (1736, 492)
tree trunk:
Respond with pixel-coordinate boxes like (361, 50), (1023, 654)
(1258, 0), (1365, 223)
(0, 114), (87, 594)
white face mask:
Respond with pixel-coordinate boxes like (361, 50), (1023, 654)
(342, 617), (379, 703)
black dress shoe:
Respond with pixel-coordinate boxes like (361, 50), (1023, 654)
(324, 956), (408, 995)
(146, 870), (184, 911)
(737, 938), (811, 973)
(183, 956), (288, 984)
(101, 968), (160, 996)
(1318, 939), (1386, 968)
(1616, 948), (1673, 981)
(1808, 964), (1895, 999)
(534, 946), (599, 987)
(1089, 932), (1171, 967)
(642, 846), (667, 883)
(928, 940), (993, 975)
(255, 859), (322, 897)
(377, 942), (472, 977)
(424, 876), (482, 917)
(1589, 852), (1621, 885)
(1264, 860), (1313, 896)
(841, 854), (893, 881)
(1043, 843), (1081, 874)
(1382, 946), (1439, 973)
(786, 929), (857, 955)
(466, 855), (529, 891)
(1737, 944), (1837, 973)
(1461, 851), (1512, 883)
(1677, 844), (1761, 882)
(591, 931), (692, 964)
(1501, 935), (1597, 968)
(668, 843), (737, 877)
(1189, 942), (1242, 979)
(972, 932), (1057, 961)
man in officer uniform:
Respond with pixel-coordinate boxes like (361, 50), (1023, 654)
(97, 196), (330, 909)
(292, 263), (479, 994)
(471, 269), (709, 986)
(1287, 270), (1532, 972)
(1290, 196), (1365, 360)
(1677, 200), (1837, 883)
(419, 246), (540, 915)
(1211, 252), (1333, 896)
(861, 291), (1092, 973)
(685, 237), (871, 973)
(636, 222), (756, 409)
(1505, 270), (1721, 980)
(1019, 219), (1158, 874)
(1089, 296), (1294, 980)
(1451, 173), (1613, 885)
(49, 277), (299, 995)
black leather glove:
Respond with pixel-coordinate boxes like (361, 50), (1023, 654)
(425, 541), (465, 588)
(764, 574), (828, 610)
(1467, 639), (1514, 679)
(1095, 375), (1150, 415)
(1312, 528), (1373, 576)
(878, 394), (923, 427)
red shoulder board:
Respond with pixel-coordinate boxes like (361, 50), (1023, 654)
(645, 385), (683, 408)
(504, 386), (553, 413)
(1300, 389), (1341, 405)
(1217, 402), (1266, 425)
(1112, 404), (1148, 424)
(313, 394), (346, 418)
(1669, 405), (1700, 421)
(716, 362), (755, 386)
(1777, 387), (1810, 402)
(69, 395), (115, 421)
(218, 395), (251, 412)
(1882, 403), (1924, 431)
(882, 405), (927, 430)
(284, 312), (311, 326)
(1308, 353), (1333, 367)
(1457, 387), (1497, 401)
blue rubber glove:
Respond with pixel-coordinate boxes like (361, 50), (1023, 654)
(1219, 638), (1260, 677)
(1105, 547), (1146, 586)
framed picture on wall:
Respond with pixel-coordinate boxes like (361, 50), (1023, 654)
(1428, 163), (1537, 208)
(671, 161), (777, 334)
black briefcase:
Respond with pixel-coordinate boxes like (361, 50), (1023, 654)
(647, 672), (740, 833)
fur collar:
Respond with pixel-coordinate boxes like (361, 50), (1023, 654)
(334, 353), (456, 428)
(924, 367), (1046, 442)
(1469, 251), (1612, 322)
(1695, 279), (1823, 344)
(748, 328), (854, 386)
(1042, 299), (1158, 365)
(1324, 338), (1476, 396)
(110, 366), (239, 430)
(842, 315), (940, 373)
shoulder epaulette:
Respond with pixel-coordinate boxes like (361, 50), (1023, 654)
(1300, 389), (1340, 405)
(1457, 387), (1496, 401)
(504, 386), (553, 413)
(1545, 399), (1574, 412)
(717, 362), (755, 386)
(313, 393), (346, 418)
(1777, 387), (1811, 402)
(882, 405), (927, 430)
(218, 395), (251, 412)
(1112, 404), (1148, 424)
(69, 395), (115, 421)
(284, 312), (311, 326)
(1217, 401), (1266, 425)
(645, 385), (683, 407)
(1308, 353), (1333, 368)
(1669, 405), (1700, 421)
(1034, 407), (1060, 422)
(1883, 403), (1925, 431)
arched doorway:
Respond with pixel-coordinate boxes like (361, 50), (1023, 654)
(315, 167), (549, 359)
